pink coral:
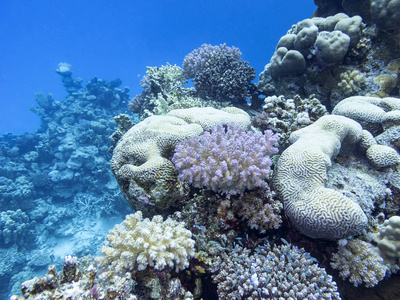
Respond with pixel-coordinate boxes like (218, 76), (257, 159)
(172, 123), (279, 197)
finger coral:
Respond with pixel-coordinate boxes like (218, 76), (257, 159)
(97, 211), (195, 278)
(172, 123), (279, 197)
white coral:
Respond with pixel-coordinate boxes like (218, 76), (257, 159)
(97, 211), (195, 277)
(331, 239), (389, 287)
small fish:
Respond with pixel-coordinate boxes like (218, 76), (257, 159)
(208, 241), (218, 245)
(238, 240), (243, 247)
(232, 281), (237, 289)
(246, 233), (249, 241)
(265, 238), (270, 244)
(254, 248), (261, 253)
(193, 224), (206, 231)
(258, 245), (266, 249)
(237, 275), (243, 282)
(233, 291), (240, 299)
(221, 240), (226, 247)
(260, 229), (266, 234)
(280, 238), (290, 245)
(235, 265), (242, 270)
(232, 258), (242, 262)
(265, 275), (271, 285)
(252, 259), (257, 263)
(284, 266), (290, 271)
(287, 274), (294, 281)
(258, 288), (262, 298)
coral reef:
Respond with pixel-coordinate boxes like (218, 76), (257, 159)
(0, 64), (132, 298)
(10, 255), (138, 299)
(213, 242), (341, 299)
(258, 8), (400, 109)
(172, 123), (279, 197)
(97, 211), (195, 276)
(111, 107), (251, 215)
(331, 239), (389, 287)
(252, 94), (328, 147)
(0, 209), (36, 247)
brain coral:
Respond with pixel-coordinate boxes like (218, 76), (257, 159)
(273, 115), (369, 240)
(97, 211), (195, 277)
(213, 242), (341, 299)
(172, 123), (279, 197)
(332, 96), (400, 134)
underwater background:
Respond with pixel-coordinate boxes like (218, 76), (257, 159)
(1, 0), (400, 299)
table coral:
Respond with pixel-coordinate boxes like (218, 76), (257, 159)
(97, 211), (195, 276)
(172, 123), (279, 197)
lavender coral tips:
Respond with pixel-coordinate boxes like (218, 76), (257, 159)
(172, 123), (279, 197)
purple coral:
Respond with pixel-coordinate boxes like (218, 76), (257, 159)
(172, 123), (279, 197)
(182, 43), (242, 78)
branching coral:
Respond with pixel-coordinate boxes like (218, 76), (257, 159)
(183, 44), (255, 105)
(330, 239), (389, 287)
(213, 242), (341, 299)
(97, 211), (195, 278)
(172, 123), (279, 197)
(182, 43), (242, 78)
(231, 188), (282, 231)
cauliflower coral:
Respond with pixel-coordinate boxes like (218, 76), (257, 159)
(172, 123), (279, 197)
(96, 211), (195, 278)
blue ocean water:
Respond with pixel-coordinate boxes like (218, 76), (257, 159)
(0, 0), (315, 135)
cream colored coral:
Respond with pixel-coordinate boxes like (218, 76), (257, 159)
(167, 107), (251, 131)
(273, 115), (368, 240)
(97, 211), (195, 278)
(372, 216), (400, 264)
(331, 239), (389, 287)
(332, 96), (400, 133)
(111, 115), (203, 213)
(366, 144), (399, 167)
(337, 70), (366, 96)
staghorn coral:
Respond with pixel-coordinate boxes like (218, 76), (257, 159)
(96, 211), (195, 276)
(213, 242), (341, 299)
(331, 239), (389, 287)
(172, 123), (279, 197)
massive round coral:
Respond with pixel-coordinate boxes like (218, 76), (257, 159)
(172, 123), (279, 197)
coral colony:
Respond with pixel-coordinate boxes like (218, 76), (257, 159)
(3, 1), (400, 299)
